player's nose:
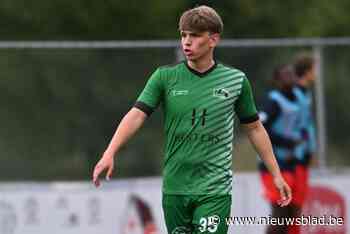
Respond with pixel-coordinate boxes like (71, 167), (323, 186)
(183, 35), (192, 46)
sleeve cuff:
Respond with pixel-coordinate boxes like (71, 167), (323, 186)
(134, 101), (154, 116)
(239, 113), (259, 124)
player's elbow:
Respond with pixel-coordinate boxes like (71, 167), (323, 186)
(129, 107), (148, 122)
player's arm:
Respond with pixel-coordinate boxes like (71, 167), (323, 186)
(307, 121), (317, 166)
(241, 120), (291, 206)
(93, 108), (147, 187)
(92, 68), (163, 187)
(235, 76), (291, 206)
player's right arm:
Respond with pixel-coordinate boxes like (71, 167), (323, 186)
(92, 68), (164, 187)
(93, 108), (147, 187)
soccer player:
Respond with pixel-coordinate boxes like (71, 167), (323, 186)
(93, 6), (291, 234)
(258, 64), (303, 234)
(292, 53), (317, 232)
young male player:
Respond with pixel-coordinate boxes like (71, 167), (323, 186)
(258, 64), (302, 234)
(92, 6), (291, 234)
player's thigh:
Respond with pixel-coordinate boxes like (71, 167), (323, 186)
(162, 194), (193, 234)
(293, 164), (309, 206)
(192, 195), (231, 234)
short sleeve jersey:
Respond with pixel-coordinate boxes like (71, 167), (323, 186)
(135, 61), (258, 195)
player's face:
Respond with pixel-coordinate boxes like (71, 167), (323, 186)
(180, 30), (219, 62)
(306, 65), (316, 84)
(278, 66), (296, 89)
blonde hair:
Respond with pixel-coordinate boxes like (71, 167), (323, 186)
(179, 5), (223, 34)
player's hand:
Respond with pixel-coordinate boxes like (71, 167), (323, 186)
(92, 153), (115, 188)
(273, 176), (292, 207)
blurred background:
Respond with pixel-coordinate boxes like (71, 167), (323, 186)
(0, 0), (349, 181)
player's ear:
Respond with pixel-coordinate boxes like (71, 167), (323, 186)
(209, 33), (220, 48)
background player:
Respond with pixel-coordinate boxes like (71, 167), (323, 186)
(93, 6), (291, 234)
(258, 64), (303, 234)
(292, 53), (317, 233)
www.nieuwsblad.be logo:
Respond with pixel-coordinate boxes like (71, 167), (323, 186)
(225, 215), (344, 227)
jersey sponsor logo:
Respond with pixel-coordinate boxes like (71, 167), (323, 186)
(213, 88), (230, 99)
(174, 132), (220, 145)
(192, 109), (207, 126)
(171, 90), (189, 96)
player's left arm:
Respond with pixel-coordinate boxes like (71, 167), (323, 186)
(235, 76), (291, 206)
(242, 120), (291, 206)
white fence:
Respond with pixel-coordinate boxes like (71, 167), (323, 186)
(0, 172), (349, 234)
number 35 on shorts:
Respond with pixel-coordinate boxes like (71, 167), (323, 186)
(199, 215), (221, 233)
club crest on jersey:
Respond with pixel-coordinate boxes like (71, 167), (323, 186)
(213, 88), (230, 99)
(171, 90), (189, 96)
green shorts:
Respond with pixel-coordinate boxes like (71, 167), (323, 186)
(162, 194), (232, 234)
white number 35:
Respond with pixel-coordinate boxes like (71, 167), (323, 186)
(199, 215), (220, 233)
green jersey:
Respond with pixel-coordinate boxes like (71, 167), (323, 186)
(135, 61), (258, 195)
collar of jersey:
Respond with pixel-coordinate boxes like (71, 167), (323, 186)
(184, 60), (218, 78)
